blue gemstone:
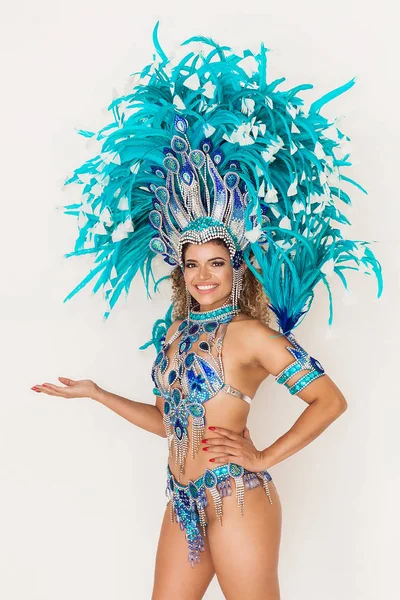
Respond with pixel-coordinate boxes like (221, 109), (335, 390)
(179, 338), (192, 354)
(204, 469), (217, 488)
(168, 370), (177, 385)
(185, 353), (196, 368)
(173, 114), (188, 133)
(154, 351), (164, 366)
(172, 388), (181, 404)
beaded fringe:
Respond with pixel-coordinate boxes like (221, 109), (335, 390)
(169, 470), (273, 526)
(191, 418), (205, 460)
(163, 416), (172, 457)
(167, 466), (274, 568)
(174, 434), (189, 481)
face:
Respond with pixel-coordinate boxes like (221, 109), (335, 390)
(183, 241), (233, 310)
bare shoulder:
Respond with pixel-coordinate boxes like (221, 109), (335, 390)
(229, 314), (281, 341)
(228, 316), (293, 369)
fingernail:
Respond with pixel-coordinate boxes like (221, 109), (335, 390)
(208, 426), (215, 431)
(209, 458), (215, 462)
(201, 439), (207, 444)
(202, 447), (209, 451)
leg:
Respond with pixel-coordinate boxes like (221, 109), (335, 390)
(207, 481), (282, 600)
(152, 503), (216, 600)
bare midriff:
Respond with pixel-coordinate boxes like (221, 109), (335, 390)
(166, 389), (251, 485)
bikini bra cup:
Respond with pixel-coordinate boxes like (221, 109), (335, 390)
(151, 319), (251, 405)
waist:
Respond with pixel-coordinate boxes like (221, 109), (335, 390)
(167, 416), (248, 484)
(167, 462), (272, 490)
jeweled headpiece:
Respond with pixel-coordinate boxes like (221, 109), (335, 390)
(62, 22), (383, 350)
(149, 113), (249, 271)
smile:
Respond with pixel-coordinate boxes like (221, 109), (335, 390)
(195, 284), (219, 291)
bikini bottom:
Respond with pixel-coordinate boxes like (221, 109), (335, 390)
(165, 462), (273, 568)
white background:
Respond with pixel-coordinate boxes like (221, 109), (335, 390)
(1, 1), (398, 598)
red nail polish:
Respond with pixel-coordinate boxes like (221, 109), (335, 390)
(209, 458), (215, 462)
(208, 426), (215, 431)
(202, 447), (209, 451)
(201, 440), (207, 444)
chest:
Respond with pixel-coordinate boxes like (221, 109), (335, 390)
(151, 318), (230, 404)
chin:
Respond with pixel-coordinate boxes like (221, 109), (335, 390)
(190, 290), (229, 307)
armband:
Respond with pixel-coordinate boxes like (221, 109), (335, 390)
(275, 332), (325, 395)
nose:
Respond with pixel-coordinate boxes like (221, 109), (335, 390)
(198, 265), (211, 280)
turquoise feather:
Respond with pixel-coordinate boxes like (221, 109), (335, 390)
(63, 21), (383, 346)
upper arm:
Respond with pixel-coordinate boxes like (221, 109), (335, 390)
(249, 321), (345, 406)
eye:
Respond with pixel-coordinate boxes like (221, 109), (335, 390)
(212, 261), (225, 267)
(185, 262), (196, 268)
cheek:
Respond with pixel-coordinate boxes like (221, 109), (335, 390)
(219, 267), (233, 286)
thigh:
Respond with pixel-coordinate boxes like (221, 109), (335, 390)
(207, 481), (282, 600)
(152, 503), (216, 600)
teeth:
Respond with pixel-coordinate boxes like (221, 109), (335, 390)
(196, 285), (218, 290)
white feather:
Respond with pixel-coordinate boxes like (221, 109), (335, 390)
(173, 95), (186, 110)
(287, 178), (298, 197)
(279, 216), (292, 230)
(203, 123), (216, 136)
(117, 195), (129, 211)
(265, 185), (278, 203)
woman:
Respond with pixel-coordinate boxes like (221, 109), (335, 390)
(31, 236), (347, 599)
(31, 23), (382, 600)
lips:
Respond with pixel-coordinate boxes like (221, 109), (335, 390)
(194, 284), (219, 293)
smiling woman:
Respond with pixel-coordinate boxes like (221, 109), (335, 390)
(33, 22), (383, 600)
(170, 239), (271, 325)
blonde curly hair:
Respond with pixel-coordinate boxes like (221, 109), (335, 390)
(170, 239), (272, 325)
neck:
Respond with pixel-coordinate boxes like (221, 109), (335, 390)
(197, 297), (231, 313)
(189, 302), (240, 322)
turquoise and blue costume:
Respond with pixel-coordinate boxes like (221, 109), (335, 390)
(61, 23), (383, 567)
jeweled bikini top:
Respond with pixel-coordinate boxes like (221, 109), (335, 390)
(151, 304), (251, 480)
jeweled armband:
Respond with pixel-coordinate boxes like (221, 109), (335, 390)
(275, 332), (325, 395)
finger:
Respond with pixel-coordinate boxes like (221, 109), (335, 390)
(210, 455), (243, 465)
(32, 385), (65, 397)
(207, 426), (242, 441)
(204, 445), (240, 456)
(204, 437), (240, 448)
(58, 377), (75, 386)
(42, 383), (70, 393)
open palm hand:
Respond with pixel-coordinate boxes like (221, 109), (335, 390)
(31, 377), (97, 400)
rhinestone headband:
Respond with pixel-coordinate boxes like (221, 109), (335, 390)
(148, 115), (250, 268)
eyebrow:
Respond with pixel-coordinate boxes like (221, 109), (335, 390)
(184, 256), (227, 262)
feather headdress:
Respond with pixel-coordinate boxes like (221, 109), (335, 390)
(63, 22), (383, 351)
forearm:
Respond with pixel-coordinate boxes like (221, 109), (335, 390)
(92, 386), (166, 438)
(261, 396), (347, 470)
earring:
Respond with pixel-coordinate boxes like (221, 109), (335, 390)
(185, 285), (192, 320)
(231, 264), (244, 310)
